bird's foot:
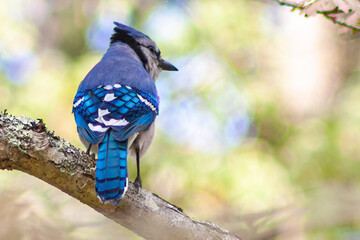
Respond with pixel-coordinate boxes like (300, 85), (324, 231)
(86, 144), (92, 155)
(90, 153), (96, 160)
(134, 176), (142, 189)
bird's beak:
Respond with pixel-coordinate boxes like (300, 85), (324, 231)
(159, 59), (178, 71)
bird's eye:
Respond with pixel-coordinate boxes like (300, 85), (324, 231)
(148, 46), (156, 53)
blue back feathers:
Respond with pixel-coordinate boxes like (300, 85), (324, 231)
(73, 83), (158, 202)
(78, 43), (157, 95)
(73, 26), (159, 201)
(73, 84), (158, 143)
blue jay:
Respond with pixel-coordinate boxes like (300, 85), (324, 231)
(72, 22), (177, 203)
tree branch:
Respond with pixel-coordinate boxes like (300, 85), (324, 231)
(275, 0), (360, 33)
(0, 112), (240, 240)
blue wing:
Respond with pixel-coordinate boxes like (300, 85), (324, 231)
(73, 84), (158, 144)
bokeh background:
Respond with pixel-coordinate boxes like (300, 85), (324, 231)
(1, 0), (360, 239)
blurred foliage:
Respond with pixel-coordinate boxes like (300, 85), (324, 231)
(1, 0), (360, 239)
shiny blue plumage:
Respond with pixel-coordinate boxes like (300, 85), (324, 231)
(73, 22), (177, 203)
(96, 132), (128, 200)
(73, 83), (158, 202)
(77, 42), (157, 95)
(73, 85), (158, 143)
(72, 42), (159, 202)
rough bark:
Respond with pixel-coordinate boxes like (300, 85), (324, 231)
(0, 112), (240, 240)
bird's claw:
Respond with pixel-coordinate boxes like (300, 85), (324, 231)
(134, 176), (142, 189)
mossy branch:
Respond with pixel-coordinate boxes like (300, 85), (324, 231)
(0, 112), (240, 240)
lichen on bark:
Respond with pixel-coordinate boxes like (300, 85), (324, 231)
(0, 112), (241, 240)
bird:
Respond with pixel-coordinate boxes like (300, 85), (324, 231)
(72, 22), (177, 203)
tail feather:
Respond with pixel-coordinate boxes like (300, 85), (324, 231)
(96, 131), (128, 202)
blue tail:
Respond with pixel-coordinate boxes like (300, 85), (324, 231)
(95, 131), (128, 202)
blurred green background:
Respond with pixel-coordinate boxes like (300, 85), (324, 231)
(1, 0), (360, 239)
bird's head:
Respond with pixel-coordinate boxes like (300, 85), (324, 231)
(110, 22), (178, 80)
